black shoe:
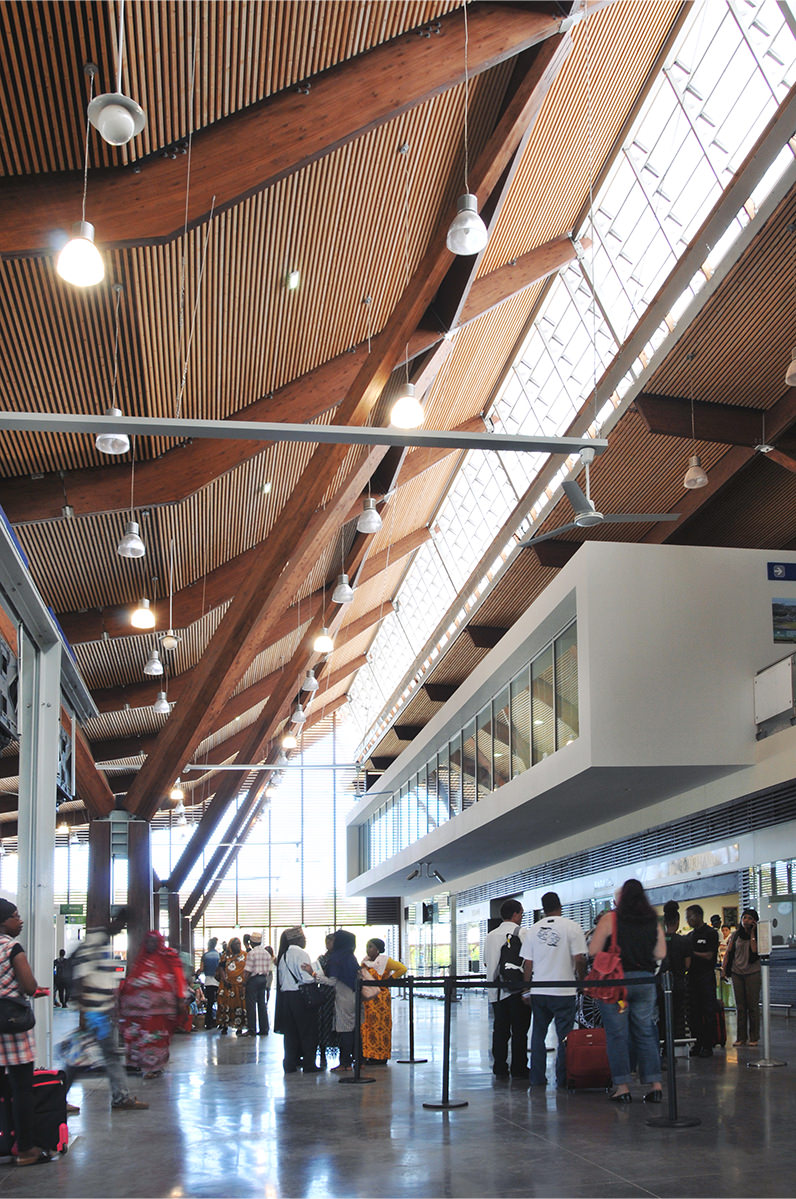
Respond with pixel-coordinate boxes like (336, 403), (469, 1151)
(493, 1068), (509, 1078)
(303, 1066), (321, 1074)
(643, 1090), (662, 1103)
(609, 1091), (632, 1104)
(258, 1031), (269, 1036)
(510, 1070), (530, 1080)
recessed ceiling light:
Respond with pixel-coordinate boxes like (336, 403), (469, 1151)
(261, 481), (272, 496)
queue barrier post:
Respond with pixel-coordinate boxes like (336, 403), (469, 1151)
(338, 976), (375, 1086)
(643, 970), (700, 1129)
(397, 974), (428, 1065)
(422, 973), (468, 1110)
(747, 955), (787, 1070)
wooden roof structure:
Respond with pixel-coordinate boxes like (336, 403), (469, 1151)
(2, 0), (795, 899)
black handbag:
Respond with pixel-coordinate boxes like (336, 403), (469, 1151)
(298, 982), (328, 1010)
(0, 994), (35, 1033)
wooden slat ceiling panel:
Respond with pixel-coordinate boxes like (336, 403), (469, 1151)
(478, 0), (683, 276)
(75, 608), (225, 692)
(0, 1), (463, 177)
(0, 65), (508, 485)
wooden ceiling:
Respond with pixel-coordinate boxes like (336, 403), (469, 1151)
(6, 1), (792, 883)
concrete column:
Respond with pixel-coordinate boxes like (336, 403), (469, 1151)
(87, 820), (112, 929)
(167, 892), (181, 951)
(127, 819), (152, 968)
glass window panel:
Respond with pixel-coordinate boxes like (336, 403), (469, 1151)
(476, 702), (493, 800)
(511, 667), (531, 777)
(461, 719), (477, 810)
(426, 757), (438, 832)
(555, 624), (579, 749)
(448, 732), (462, 817)
(493, 686), (511, 788)
(437, 745), (450, 824)
(532, 646), (555, 763)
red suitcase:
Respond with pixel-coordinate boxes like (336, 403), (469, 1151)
(565, 1027), (613, 1091)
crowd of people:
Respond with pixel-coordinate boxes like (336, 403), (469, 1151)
(485, 884), (761, 1103)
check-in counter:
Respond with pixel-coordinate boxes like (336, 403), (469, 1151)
(768, 947), (796, 1009)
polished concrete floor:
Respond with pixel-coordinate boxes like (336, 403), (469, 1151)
(0, 994), (793, 1198)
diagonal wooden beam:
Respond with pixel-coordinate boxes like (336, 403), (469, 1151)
(635, 393), (768, 446)
(74, 726), (114, 818)
(458, 234), (586, 326)
(0, 3), (570, 255)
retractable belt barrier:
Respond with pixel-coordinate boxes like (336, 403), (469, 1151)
(339, 971), (701, 1127)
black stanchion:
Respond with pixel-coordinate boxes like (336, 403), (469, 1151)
(422, 974), (467, 1110)
(397, 974), (428, 1065)
(645, 970), (699, 1129)
(338, 976), (375, 1086)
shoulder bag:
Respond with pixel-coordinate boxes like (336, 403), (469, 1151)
(584, 912), (626, 1003)
(0, 993), (35, 1034)
(298, 980), (328, 1010)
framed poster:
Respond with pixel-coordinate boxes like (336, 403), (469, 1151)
(772, 598), (796, 642)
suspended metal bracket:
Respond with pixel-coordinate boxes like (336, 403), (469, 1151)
(0, 410), (608, 459)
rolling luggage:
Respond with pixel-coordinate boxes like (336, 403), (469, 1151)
(712, 996), (727, 1048)
(565, 1026), (612, 1091)
(0, 1069), (69, 1158)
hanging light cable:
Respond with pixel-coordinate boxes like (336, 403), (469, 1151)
(56, 64), (105, 287)
(446, 3), (488, 257)
(96, 283), (131, 456)
(161, 537), (180, 650)
(117, 436), (145, 556)
(313, 577), (334, 653)
(332, 536), (354, 604)
(391, 145), (425, 429)
(683, 355), (708, 489)
(88, 0), (146, 146)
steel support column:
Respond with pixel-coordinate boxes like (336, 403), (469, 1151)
(16, 629), (61, 1068)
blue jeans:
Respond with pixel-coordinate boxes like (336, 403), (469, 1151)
(529, 994), (576, 1086)
(598, 972), (661, 1087)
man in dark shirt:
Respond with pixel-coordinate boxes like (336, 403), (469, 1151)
(685, 904), (719, 1057)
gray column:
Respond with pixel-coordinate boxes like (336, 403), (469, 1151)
(16, 628), (61, 1068)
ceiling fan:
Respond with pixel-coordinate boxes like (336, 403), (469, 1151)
(519, 448), (680, 547)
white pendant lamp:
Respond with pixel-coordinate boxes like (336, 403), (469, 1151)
(56, 221), (105, 287)
(683, 454), (708, 489)
(313, 627), (334, 654)
(160, 538), (180, 651)
(153, 690), (170, 715)
(786, 348), (796, 387)
(161, 630), (179, 651)
(131, 597), (155, 629)
(57, 65), (105, 287)
(88, 1), (146, 146)
(117, 519), (145, 558)
(301, 669), (319, 693)
(282, 732), (298, 750)
(390, 382), (424, 429)
(445, 5), (488, 258)
(96, 285), (131, 456)
(170, 781), (185, 803)
(356, 496), (382, 534)
(332, 573), (354, 604)
(143, 647), (164, 676)
(291, 702), (307, 725)
(446, 193), (488, 256)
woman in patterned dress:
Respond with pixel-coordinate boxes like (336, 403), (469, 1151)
(0, 898), (51, 1166)
(359, 938), (407, 1064)
(216, 937), (247, 1036)
(119, 931), (187, 1077)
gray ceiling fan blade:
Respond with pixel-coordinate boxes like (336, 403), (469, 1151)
(562, 480), (593, 515)
(519, 522), (581, 547)
(601, 512), (681, 523)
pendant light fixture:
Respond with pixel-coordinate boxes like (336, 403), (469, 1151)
(446, 4), (488, 257)
(160, 538), (180, 651)
(313, 627), (334, 654)
(87, 0), (146, 146)
(332, 539), (354, 604)
(117, 520), (144, 558)
(143, 647), (164, 676)
(356, 494), (382, 534)
(96, 283), (131, 456)
(755, 412), (774, 455)
(131, 597), (155, 629)
(391, 144), (426, 429)
(683, 358), (708, 490)
(153, 690), (170, 715)
(282, 732), (298, 750)
(786, 349), (796, 387)
(57, 64), (105, 287)
(291, 702), (307, 725)
(117, 432), (145, 556)
(301, 669), (319, 693)
(170, 780), (185, 802)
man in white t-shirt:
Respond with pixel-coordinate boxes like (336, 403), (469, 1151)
(521, 892), (587, 1088)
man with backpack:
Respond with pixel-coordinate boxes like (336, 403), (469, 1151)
(484, 899), (531, 1079)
